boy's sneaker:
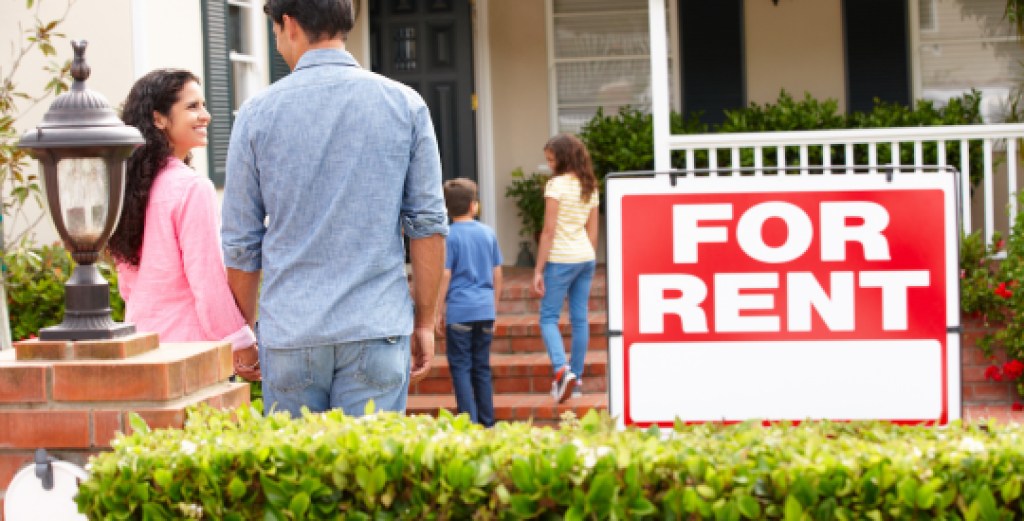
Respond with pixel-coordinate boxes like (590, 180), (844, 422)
(571, 380), (583, 399)
(550, 366), (576, 404)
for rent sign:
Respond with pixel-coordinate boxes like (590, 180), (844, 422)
(605, 172), (961, 428)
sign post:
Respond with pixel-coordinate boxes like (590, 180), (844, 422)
(606, 169), (961, 428)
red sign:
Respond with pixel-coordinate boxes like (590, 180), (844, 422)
(607, 175), (959, 427)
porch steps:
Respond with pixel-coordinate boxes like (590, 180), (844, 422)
(407, 266), (1024, 426)
(407, 267), (608, 426)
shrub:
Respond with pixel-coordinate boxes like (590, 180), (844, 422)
(78, 405), (1024, 520)
(961, 193), (1024, 396)
(580, 107), (707, 181)
(504, 168), (548, 241)
(580, 90), (985, 183)
(5, 244), (123, 341)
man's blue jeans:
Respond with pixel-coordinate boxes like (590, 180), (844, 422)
(259, 336), (410, 417)
(445, 321), (495, 426)
(539, 260), (595, 379)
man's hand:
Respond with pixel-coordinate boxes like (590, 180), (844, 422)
(233, 343), (261, 381)
(409, 326), (435, 384)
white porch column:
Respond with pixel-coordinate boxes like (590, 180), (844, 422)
(649, 0), (671, 172)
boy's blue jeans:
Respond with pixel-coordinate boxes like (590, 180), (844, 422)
(445, 320), (495, 426)
(539, 260), (596, 379)
(259, 336), (410, 418)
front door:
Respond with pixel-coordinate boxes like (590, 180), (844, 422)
(370, 0), (477, 183)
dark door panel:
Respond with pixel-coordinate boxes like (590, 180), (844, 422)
(371, 0), (477, 182)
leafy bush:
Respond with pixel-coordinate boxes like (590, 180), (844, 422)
(960, 193), (1024, 396)
(504, 168), (548, 241)
(581, 107), (707, 181)
(5, 244), (123, 341)
(580, 90), (985, 183)
(78, 405), (1024, 520)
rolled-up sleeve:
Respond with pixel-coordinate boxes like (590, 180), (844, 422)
(401, 101), (448, 239)
(221, 108), (266, 271)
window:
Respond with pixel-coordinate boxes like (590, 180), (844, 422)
(228, 1), (263, 113)
(202, 0), (266, 186)
(919, 0), (937, 32)
(548, 0), (673, 134)
(916, 0), (1024, 122)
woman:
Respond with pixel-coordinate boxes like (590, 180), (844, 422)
(533, 133), (600, 403)
(108, 69), (259, 379)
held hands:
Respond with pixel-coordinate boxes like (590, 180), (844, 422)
(233, 343), (261, 381)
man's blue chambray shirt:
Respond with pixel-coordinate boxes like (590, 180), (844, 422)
(221, 48), (448, 350)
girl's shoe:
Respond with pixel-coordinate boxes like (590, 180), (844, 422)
(571, 379), (583, 399)
(550, 366), (576, 403)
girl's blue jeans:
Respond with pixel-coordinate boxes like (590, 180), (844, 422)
(539, 260), (596, 379)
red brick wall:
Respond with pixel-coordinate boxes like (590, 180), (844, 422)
(0, 338), (248, 519)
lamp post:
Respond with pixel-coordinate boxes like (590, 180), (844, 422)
(17, 40), (142, 340)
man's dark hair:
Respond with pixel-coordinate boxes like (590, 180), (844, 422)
(444, 178), (478, 218)
(263, 0), (354, 43)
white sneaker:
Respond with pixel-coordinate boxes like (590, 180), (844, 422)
(571, 380), (583, 399)
(551, 367), (576, 404)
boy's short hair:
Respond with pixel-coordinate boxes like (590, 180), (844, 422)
(444, 178), (478, 218)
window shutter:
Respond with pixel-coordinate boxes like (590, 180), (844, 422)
(267, 19), (290, 83)
(678, 0), (745, 125)
(201, 0), (234, 187)
(843, 0), (910, 113)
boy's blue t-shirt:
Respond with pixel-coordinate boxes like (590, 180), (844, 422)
(445, 220), (503, 324)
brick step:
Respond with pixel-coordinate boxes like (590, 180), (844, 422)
(410, 350), (607, 395)
(484, 334), (607, 355)
(497, 267), (606, 302)
(435, 312), (607, 355)
(493, 312), (607, 338)
(497, 296), (605, 314)
(407, 392), (607, 427)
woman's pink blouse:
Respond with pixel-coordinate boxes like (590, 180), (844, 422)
(116, 157), (255, 350)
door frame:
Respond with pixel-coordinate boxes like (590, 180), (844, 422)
(354, 0), (497, 227)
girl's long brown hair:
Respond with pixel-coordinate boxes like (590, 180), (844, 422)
(544, 133), (597, 204)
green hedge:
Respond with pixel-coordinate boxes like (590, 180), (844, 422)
(4, 244), (123, 341)
(580, 90), (985, 186)
(77, 405), (1024, 520)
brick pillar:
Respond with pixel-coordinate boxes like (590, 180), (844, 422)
(0, 334), (249, 517)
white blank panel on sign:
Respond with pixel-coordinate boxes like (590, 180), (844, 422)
(628, 340), (942, 423)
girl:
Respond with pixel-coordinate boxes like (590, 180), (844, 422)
(108, 69), (259, 379)
(533, 133), (600, 403)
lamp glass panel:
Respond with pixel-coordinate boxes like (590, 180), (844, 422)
(56, 157), (110, 246)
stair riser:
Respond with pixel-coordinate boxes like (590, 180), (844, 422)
(497, 297), (606, 314)
(411, 378), (607, 395)
(410, 365), (608, 395)
(437, 335), (607, 355)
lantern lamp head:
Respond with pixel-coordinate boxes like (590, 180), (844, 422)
(17, 40), (142, 341)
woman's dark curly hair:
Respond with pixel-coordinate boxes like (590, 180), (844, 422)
(108, 69), (200, 266)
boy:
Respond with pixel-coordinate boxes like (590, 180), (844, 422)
(437, 178), (503, 426)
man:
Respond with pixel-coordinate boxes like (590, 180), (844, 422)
(221, 0), (447, 417)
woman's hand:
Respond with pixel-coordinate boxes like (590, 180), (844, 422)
(233, 343), (261, 381)
(532, 270), (545, 297)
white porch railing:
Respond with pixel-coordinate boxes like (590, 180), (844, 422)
(658, 124), (1024, 248)
(643, 0), (1024, 249)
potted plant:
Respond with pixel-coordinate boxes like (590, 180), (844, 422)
(505, 168), (549, 241)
